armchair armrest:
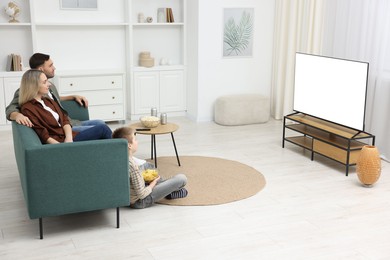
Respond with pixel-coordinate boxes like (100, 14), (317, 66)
(61, 100), (90, 121)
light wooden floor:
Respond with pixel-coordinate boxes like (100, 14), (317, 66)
(1, 117), (390, 259)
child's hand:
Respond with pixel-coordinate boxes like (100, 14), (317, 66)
(149, 176), (161, 189)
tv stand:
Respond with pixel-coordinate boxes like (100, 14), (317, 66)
(282, 112), (375, 175)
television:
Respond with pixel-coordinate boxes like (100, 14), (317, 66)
(293, 52), (369, 131)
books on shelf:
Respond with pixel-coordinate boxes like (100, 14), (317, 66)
(167, 8), (174, 23)
(6, 54), (23, 71)
(157, 8), (175, 23)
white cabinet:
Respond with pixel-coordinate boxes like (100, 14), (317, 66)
(128, 0), (187, 119)
(133, 71), (159, 114)
(160, 70), (185, 112)
(133, 69), (185, 116)
(55, 71), (126, 122)
(0, 73), (23, 126)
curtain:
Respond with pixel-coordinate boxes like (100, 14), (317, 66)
(321, 0), (390, 160)
(271, 0), (390, 160)
(271, 0), (325, 120)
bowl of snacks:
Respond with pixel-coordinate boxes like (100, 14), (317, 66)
(142, 169), (159, 183)
(140, 116), (160, 128)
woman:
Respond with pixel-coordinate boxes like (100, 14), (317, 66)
(19, 69), (112, 144)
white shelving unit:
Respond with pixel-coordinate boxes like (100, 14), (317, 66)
(0, 0), (187, 125)
(0, 1), (128, 125)
(127, 0), (187, 119)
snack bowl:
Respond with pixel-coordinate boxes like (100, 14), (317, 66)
(140, 116), (160, 128)
(142, 169), (159, 183)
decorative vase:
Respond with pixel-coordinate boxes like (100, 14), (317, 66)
(356, 145), (381, 187)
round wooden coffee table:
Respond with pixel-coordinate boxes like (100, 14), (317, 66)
(129, 122), (181, 168)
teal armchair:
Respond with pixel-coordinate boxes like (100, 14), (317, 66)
(12, 100), (130, 239)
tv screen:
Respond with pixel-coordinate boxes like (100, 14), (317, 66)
(293, 53), (369, 131)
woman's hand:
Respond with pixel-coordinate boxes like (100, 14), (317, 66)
(46, 137), (60, 144)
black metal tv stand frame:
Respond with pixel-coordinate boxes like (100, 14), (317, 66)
(282, 112), (375, 176)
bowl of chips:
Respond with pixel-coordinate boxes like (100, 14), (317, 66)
(140, 116), (160, 128)
(142, 169), (159, 183)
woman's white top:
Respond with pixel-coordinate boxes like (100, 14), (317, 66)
(37, 99), (61, 126)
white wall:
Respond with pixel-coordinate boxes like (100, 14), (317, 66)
(187, 0), (275, 121)
(186, 1), (199, 121)
(31, 0), (126, 71)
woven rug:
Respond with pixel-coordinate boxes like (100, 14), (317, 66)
(153, 156), (266, 206)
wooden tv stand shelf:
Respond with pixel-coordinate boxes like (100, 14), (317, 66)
(282, 113), (375, 175)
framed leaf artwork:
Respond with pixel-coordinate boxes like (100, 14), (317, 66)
(223, 8), (254, 57)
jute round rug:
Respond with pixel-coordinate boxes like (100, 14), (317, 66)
(153, 156), (266, 206)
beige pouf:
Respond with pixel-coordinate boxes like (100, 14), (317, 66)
(214, 94), (270, 126)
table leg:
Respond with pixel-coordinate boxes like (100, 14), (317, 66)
(153, 135), (157, 167)
(150, 135), (154, 159)
(171, 133), (181, 166)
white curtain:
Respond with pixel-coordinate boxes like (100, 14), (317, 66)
(321, 0), (390, 160)
(271, 0), (390, 160)
(271, 0), (325, 120)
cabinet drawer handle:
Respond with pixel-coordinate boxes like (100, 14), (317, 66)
(112, 111), (116, 114)
(112, 96), (115, 99)
(70, 83), (73, 86)
(111, 81), (115, 84)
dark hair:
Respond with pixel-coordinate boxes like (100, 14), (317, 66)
(29, 53), (50, 69)
(112, 127), (135, 141)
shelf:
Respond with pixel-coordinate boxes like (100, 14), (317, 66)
(286, 113), (371, 139)
(132, 65), (185, 72)
(132, 23), (184, 27)
(285, 124), (367, 150)
(35, 23), (128, 27)
(285, 136), (312, 150)
(283, 112), (375, 175)
(0, 23), (31, 26)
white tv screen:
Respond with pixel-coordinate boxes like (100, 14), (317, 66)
(293, 53), (369, 131)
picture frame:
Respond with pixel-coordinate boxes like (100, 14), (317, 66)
(223, 8), (254, 58)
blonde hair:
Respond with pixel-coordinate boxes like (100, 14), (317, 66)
(18, 69), (44, 106)
(112, 126), (135, 143)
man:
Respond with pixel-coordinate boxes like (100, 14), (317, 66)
(6, 53), (106, 131)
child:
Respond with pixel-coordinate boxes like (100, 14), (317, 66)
(112, 126), (188, 209)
